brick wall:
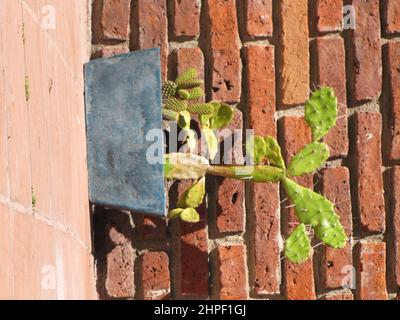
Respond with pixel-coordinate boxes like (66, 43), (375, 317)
(0, 0), (95, 299)
(91, 0), (400, 300)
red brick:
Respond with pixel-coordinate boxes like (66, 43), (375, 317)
(215, 110), (245, 234)
(140, 252), (170, 300)
(356, 242), (388, 300)
(281, 116), (316, 300)
(244, 45), (276, 137)
(92, 46), (129, 59)
(213, 245), (247, 300)
(172, 0), (200, 38)
(278, 0), (309, 106)
(101, 0), (131, 41)
(349, 0), (382, 102)
(207, 0), (241, 103)
(250, 183), (281, 295)
(320, 167), (352, 289)
(387, 41), (400, 160)
(176, 47), (205, 102)
(106, 243), (134, 298)
(245, 0), (273, 37)
(390, 166), (400, 287)
(385, 0), (400, 34)
(245, 45), (280, 295)
(136, 214), (167, 241)
(316, 0), (343, 33)
(315, 37), (348, 158)
(136, 0), (168, 80)
(354, 112), (385, 234)
(178, 181), (209, 298)
(323, 292), (354, 300)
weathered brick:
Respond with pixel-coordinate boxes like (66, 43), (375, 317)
(100, 0), (131, 41)
(172, 0), (200, 38)
(215, 110), (245, 234)
(385, 0), (400, 34)
(387, 41), (400, 160)
(178, 181), (209, 298)
(250, 183), (281, 295)
(91, 46), (129, 59)
(278, 0), (309, 106)
(323, 292), (354, 300)
(315, 37), (348, 158)
(176, 47), (204, 102)
(135, 214), (167, 241)
(320, 167), (352, 289)
(281, 116), (316, 300)
(353, 112), (385, 234)
(207, 0), (241, 103)
(244, 45), (280, 295)
(245, 0), (273, 37)
(106, 243), (134, 298)
(213, 245), (248, 300)
(244, 45), (276, 137)
(140, 252), (170, 300)
(356, 242), (388, 300)
(136, 0), (168, 80)
(316, 0), (343, 33)
(390, 166), (400, 288)
(349, 0), (382, 102)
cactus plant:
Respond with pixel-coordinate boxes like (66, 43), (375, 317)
(305, 86), (337, 142)
(162, 70), (346, 263)
(284, 224), (312, 263)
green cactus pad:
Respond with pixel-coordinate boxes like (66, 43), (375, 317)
(208, 165), (285, 182)
(164, 153), (210, 180)
(180, 207), (200, 223)
(282, 178), (347, 249)
(246, 136), (285, 169)
(178, 89), (191, 100)
(285, 223), (312, 263)
(178, 111), (191, 130)
(246, 136), (267, 164)
(168, 208), (184, 220)
(202, 128), (219, 160)
(162, 80), (178, 100)
(188, 87), (204, 100)
(176, 68), (203, 89)
(287, 142), (330, 176)
(187, 103), (215, 115)
(305, 87), (338, 142)
(200, 102), (234, 129)
(164, 97), (187, 112)
(264, 136), (286, 169)
(178, 177), (206, 209)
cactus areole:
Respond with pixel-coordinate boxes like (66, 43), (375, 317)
(163, 68), (347, 263)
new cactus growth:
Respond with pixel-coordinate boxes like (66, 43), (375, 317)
(305, 86), (338, 142)
(284, 224), (312, 263)
(162, 69), (346, 263)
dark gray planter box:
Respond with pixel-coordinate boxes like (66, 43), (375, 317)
(84, 48), (165, 216)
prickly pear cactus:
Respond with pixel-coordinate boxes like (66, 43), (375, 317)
(186, 103), (215, 115)
(164, 96), (188, 112)
(284, 223), (312, 263)
(247, 136), (285, 169)
(282, 178), (346, 248)
(161, 72), (346, 264)
(305, 86), (338, 142)
(162, 80), (178, 100)
(287, 142), (330, 176)
(164, 153), (210, 180)
(175, 68), (203, 89)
